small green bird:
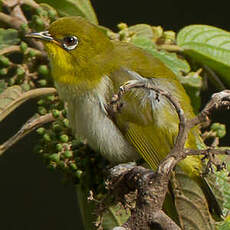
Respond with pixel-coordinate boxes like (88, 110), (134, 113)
(28, 16), (203, 175)
(27, 16), (222, 221)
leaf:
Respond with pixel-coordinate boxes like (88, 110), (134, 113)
(102, 204), (130, 230)
(0, 80), (7, 94)
(215, 169), (230, 215)
(36, 0), (98, 24)
(180, 70), (203, 113)
(131, 36), (191, 78)
(218, 216), (230, 230)
(177, 25), (230, 87)
(0, 86), (56, 122)
(127, 24), (155, 39)
(76, 185), (129, 230)
(75, 185), (96, 230)
(173, 167), (216, 230)
(0, 28), (20, 49)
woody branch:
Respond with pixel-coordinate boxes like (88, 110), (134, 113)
(109, 79), (230, 230)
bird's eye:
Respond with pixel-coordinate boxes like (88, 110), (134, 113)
(62, 36), (78, 51)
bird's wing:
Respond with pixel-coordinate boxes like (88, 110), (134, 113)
(108, 68), (199, 170)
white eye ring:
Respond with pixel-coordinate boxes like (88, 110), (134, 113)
(62, 36), (78, 51)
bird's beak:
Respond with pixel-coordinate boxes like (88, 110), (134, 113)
(26, 31), (53, 41)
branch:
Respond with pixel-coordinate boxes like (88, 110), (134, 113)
(0, 1), (45, 51)
(0, 87), (57, 122)
(0, 113), (55, 156)
(190, 90), (230, 128)
(109, 164), (181, 230)
(0, 12), (23, 29)
(108, 79), (230, 229)
(0, 45), (20, 55)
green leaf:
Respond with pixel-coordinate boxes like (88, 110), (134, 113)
(36, 0), (98, 24)
(180, 70), (203, 113)
(215, 169), (230, 215)
(102, 204), (130, 230)
(177, 25), (230, 87)
(127, 24), (155, 39)
(0, 80), (7, 94)
(211, 123), (226, 139)
(131, 36), (190, 78)
(0, 28), (20, 49)
(218, 216), (230, 230)
(0, 86), (56, 122)
(173, 167), (216, 230)
(75, 185), (95, 230)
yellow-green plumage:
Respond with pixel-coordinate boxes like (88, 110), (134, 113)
(36, 16), (203, 177)
(27, 16), (223, 220)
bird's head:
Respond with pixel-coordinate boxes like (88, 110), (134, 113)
(27, 16), (113, 85)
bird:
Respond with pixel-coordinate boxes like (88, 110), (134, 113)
(27, 16), (221, 218)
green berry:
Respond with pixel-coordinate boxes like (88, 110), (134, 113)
(38, 79), (47, 86)
(0, 55), (10, 66)
(63, 118), (69, 128)
(20, 23), (29, 32)
(63, 151), (73, 158)
(47, 95), (55, 101)
(38, 65), (49, 75)
(40, 10), (48, 17)
(70, 162), (77, 170)
(36, 127), (45, 135)
(36, 147), (44, 154)
(43, 133), (51, 142)
(21, 83), (30, 91)
(35, 7), (43, 15)
(28, 49), (36, 57)
(37, 99), (45, 105)
(117, 22), (128, 30)
(52, 123), (62, 132)
(48, 9), (57, 20)
(60, 134), (69, 143)
(0, 68), (7, 75)
(8, 78), (15, 86)
(56, 143), (63, 151)
(16, 67), (25, 76)
(62, 109), (67, 117)
(58, 161), (66, 168)
(20, 42), (28, 53)
(38, 106), (47, 115)
(75, 170), (83, 179)
(52, 109), (60, 118)
(49, 153), (60, 162)
(35, 17), (45, 29)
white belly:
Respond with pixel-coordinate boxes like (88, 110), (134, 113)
(55, 78), (139, 163)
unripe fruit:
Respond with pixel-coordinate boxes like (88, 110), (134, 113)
(38, 65), (49, 75)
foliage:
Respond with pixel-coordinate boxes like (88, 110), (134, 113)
(1, 0), (230, 230)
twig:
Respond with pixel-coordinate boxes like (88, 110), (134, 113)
(111, 79), (188, 156)
(21, 0), (40, 9)
(0, 12), (22, 29)
(203, 65), (226, 90)
(190, 90), (230, 128)
(0, 113), (55, 156)
(0, 87), (57, 122)
(109, 79), (230, 229)
(109, 164), (181, 230)
(0, 2), (45, 51)
(0, 45), (20, 55)
(157, 44), (184, 52)
(185, 148), (230, 156)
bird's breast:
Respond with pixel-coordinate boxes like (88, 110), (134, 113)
(55, 76), (139, 163)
